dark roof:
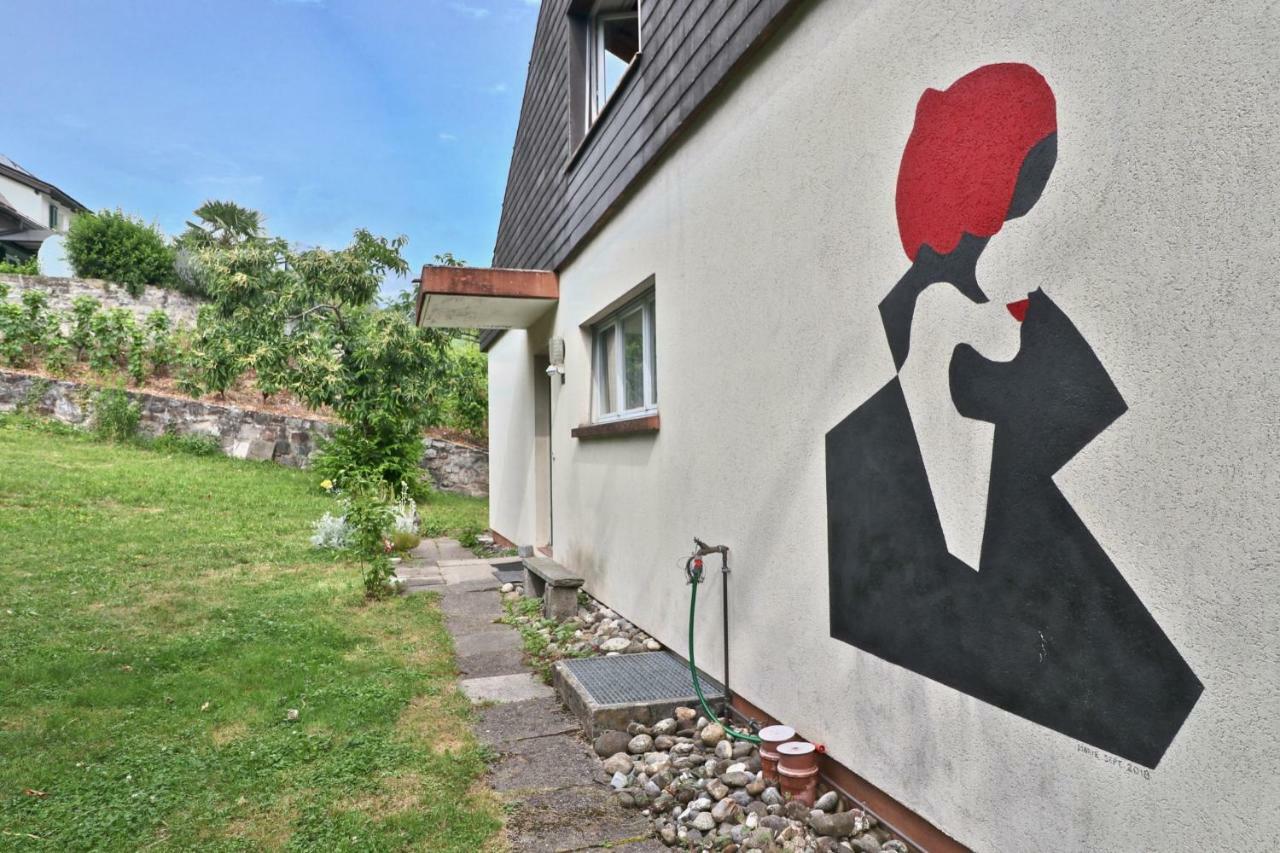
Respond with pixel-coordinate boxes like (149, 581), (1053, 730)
(0, 155), (89, 213)
(492, 0), (807, 272)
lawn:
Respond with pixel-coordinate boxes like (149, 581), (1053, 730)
(0, 418), (501, 851)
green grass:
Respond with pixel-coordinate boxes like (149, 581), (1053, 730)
(0, 418), (500, 851)
(419, 491), (488, 542)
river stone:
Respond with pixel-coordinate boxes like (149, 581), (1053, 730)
(594, 730), (632, 757)
(882, 841), (909, 852)
(691, 812), (716, 832)
(701, 723), (726, 746)
(707, 780), (730, 800)
(655, 734), (677, 750)
(760, 815), (790, 832)
(675, 706), (698, 726)
(690, 797), (713, 812)
(715, 739), (734, 760)
(628, 734), (655, 754)
(710, 797), (736, 822)
(601, 636), (631, 653)
(761, 786), (783, 806)
(722, 771), (753, 787)
(815, 790), (839, 812)
(783, 800), (812, 822)
(748, 827), (775, 847)
(851, 833), (883, 853)
(733, 741), (755, 759)
(745, 776), (766, 796)
(659, 823), (679, 845)
(603, 752), (634, 776)
(653, 717), (678, 736)
(645, 638), (662, 650)
(810, 809), (864, 838)
(673, 785), (697, 804)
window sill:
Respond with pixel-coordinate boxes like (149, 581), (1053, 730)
(564, 52), (643, 174)
(571, 414), (660, 440)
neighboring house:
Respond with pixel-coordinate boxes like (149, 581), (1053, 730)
(418, 2), (1278, 851)
(0, 154), (87, 261)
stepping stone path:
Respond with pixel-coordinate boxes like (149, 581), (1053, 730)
(416, 538), (664, 852)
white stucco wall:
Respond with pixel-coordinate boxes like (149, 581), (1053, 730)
(486, 0), (1279, 848)
(0, 172), (72, 232)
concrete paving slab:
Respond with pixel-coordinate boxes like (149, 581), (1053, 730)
(504, 785), (656, 852)
(439, 588), (504, 616)
(455, 629), (523, 657)
(475, 697), (579, 748)
(434, 538), (474, 562)
(442, 559), (505, 586)
(456, 649), (529, 679)
(459, 673), (555, 704)
(489, 733), (600, 792)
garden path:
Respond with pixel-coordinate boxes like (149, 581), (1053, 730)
(412, 539), (663, 852)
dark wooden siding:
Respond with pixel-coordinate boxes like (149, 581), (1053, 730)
(492, 0), (807, 271)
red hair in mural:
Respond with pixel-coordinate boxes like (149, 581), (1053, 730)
(896, 63), (1057, 260)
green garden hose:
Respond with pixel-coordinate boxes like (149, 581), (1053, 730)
(687, 569), (761, 744)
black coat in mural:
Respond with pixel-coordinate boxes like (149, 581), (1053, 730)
(825, 63), (1202, 769)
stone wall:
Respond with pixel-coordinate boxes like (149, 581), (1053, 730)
(422, 438), (489, 498)
(0, 274), (203, 327)
(0, 370), (489, 495)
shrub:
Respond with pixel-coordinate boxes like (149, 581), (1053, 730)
(68, 295), (100, 358)
(342, 476), (396, 598)
(91, 387), (141, 441)
(312, 427), (428, 501)
(88, 308), (137, 375)
(0, 257), (38, 275)
(144, 311), (175, 375)
(65, 210), (175, 297)
(150, 431), (221, 457)
(446, 343), (488, 437)
(310, 512), (351, 550)
(390, 531), (421, 552)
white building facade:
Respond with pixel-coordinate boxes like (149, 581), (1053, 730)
(424, 1), (1280, 849)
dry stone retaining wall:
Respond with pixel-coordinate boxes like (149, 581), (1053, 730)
(0, 275), (203, 328)
(0, 371), (488, 496)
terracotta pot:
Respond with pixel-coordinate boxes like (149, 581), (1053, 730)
(777, 740), (819, 774)
(758, 724), (796, 785)
(778, 764), (819, 806)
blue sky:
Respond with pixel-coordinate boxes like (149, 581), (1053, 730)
(4, 0), (540, 295)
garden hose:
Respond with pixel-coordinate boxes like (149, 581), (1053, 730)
(686, 561), (761, 744)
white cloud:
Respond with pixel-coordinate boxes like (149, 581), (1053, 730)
(438, 132), (458, 142)
(449, 2), (491, 18)
(483, 82), (508, 95)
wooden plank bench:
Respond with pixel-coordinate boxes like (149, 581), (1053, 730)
(522, 556), (584, 620)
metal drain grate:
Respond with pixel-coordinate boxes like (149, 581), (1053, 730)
(561, 652), (723, 706)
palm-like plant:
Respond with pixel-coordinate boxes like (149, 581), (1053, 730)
(179, 200), (264, 249)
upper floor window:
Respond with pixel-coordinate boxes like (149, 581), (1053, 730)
(48, 204), (59, 230)
(592, 288), (655, 422)
(584, 1), (640, 127)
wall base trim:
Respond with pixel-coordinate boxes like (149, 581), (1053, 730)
(728, 693), (971, 853)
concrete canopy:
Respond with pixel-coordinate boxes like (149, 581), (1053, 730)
(416, 265), (558, 330)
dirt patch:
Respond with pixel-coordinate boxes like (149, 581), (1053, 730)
(340, 771), (425, 819)
(220, 792), (301, 849)
(395, 692), (470, 754)
(210, 720), (248, 746)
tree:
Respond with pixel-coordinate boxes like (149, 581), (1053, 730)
(178, 200), (264, 249)
(193, 230), (456, 496)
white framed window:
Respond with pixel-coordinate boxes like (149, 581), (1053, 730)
(586, 1), (640, 126)
(592, 290), (656, 422)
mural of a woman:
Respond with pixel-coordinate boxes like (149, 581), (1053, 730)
(825, 63), (1202, 768)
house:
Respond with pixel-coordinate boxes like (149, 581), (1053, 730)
(417, 2), (1279, 850)
(0, 154), (87, 262)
